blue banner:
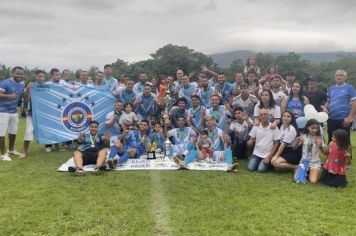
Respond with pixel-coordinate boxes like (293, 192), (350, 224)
(31, 83), (115, 144)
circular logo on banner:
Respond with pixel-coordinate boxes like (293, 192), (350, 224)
(62, 102), (93, 132)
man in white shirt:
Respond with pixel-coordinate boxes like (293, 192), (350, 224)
(247, 108), (280, 172)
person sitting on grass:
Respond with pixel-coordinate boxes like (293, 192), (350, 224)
(271, 110), (301, 172)
(247, 108), (280, 173)
(107, 120), (151, 169)
(320, 129), (350, 188)
(164, 116), (197, 161)
(229, 106), (252, 160)
(174, 116), (238, 172)
(69, 120), (109, 174)
(294, 119), (327, 184)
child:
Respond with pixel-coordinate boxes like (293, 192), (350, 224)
(319, 129), (350, 188)
(157, 75), (168, 105)
(294, 119), (327, 184)
(119, 103), (137, 129)
(197, 129), (214, 162)
(229, 107), (252, 159)
(150, 123), (165, 150)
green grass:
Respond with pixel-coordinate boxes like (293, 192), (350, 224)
(1, 118), (356, 235)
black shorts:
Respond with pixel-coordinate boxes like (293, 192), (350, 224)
(82, 148), (99, 165)
(280, 146), (302, 165)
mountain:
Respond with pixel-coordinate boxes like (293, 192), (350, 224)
(209, 50), (356, 68)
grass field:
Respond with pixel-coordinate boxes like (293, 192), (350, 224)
(1, 118), (356, 235)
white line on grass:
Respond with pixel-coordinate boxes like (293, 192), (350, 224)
(150, 171), (171, 236)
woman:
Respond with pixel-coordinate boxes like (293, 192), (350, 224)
(253, 89), (281, 129)
(281, 81), (309, 117)
(271, 110), (302, 171)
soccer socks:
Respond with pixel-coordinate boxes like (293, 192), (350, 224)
(118, 152), (130, 164)
(184, 150), (198, 166)
(224, 149), (233, 165)
(109, 146), (118, 159)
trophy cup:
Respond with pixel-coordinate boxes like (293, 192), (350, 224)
(147, 141), (157, 159)
(162, 87), (175, 159)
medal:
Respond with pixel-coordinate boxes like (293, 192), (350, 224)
(90, 134), (97, 148)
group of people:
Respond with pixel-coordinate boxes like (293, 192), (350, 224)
(0, 56), (355, 188)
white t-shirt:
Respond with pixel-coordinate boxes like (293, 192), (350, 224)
(271, 89), (287, 107)
(231, 94), (257, 117)
(119, 112), (138, 125)
(249, 123), (280, 158)
(254, 103), (281, 122)
(168, 127), (196, 144)
(279, 124), (297, 147)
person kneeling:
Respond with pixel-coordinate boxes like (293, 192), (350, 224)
(69, 120), (108, 175)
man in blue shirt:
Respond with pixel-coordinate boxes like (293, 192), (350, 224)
(324, 69), (356, 148)
(0, 66), (25, 161)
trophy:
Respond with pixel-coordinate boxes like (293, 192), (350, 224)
(162, 87), (175, 159)
(147, 141), (157, 159)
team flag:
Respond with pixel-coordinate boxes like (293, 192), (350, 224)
(31, 83), (115, 144)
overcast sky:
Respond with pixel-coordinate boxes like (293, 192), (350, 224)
(1, 0), (355, 70)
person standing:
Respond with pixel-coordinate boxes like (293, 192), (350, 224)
(304, 76), (327, 112)
(0, 66), (25, 161)
(22, 70), (46, 157)
(324, 70), (356, 151)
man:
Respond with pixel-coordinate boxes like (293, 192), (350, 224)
(62, 69), (71, 82)
(170, 97), (189, 128)
(270, 75), (286, 107)
(103, 64), (119, 92)
(94, 71), (108, 91)
(200, 65), (218, 87)
(45, 68), (68, 152)
(231, 71), (244, 97)
(215, 72), (233, 103)
(284, 71), (296, 95)
(174, 115), (238, 172)
(231, 83), (257, 118)
(0, 66), (25, 161)
(324, 69), (356, 146)
(133, 72), (148, 94)
(47, 68), (66, 85)
(247, 108), (280, 172)
(304, 76), (327, 112)
(114, 78), (136, 105)
(188, 95), (206, 133)
(178, 75), (197, 109)
(105, 100), (124, 139)
(205, 94), (232, 131)
(134, 84), (158, 121)
(107, 120), (151, 168)
(196, 75), (215, 109)
(69, 120), (108, 174)
(22, 70), (46, 157)
(164, 116), (196, 161)
(78, 70), (93, 87)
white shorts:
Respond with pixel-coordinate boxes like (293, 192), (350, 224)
(24, 116), (34, 141)
(213, 151), (224, 162)
(0, 112), (19, 136)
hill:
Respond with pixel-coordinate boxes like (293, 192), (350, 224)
(210, 50), (356, 68)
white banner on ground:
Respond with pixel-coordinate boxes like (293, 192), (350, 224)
(58, 153), (229, 172)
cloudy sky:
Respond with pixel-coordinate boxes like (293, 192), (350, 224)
(1, 0), (355, 70)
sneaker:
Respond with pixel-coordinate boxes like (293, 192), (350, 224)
(8, 150), (25, 158)
(1, 153), (12, 161)
(108, 158), (118, 169)
(226, 163), (239, 173)
(68, 166), (76, 173)
(45, 147), (52, 152)
(173, 156), (187, 170)
(92, 165), (107, 175)
(75, 168), (85, 176)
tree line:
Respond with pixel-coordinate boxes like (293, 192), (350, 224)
(1, 44), (356, 88)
